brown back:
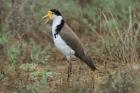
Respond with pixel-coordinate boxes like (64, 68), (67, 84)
(59, 24), (85, 57)
(59, 24), (96, 71)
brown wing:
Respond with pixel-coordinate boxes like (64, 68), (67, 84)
(60, 24), (96, 71)
(59, 24), (85, 57)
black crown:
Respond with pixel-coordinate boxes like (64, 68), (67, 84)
(50, 9), (62, 16)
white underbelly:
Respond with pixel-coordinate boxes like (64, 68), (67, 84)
(53, 34), (75, 57)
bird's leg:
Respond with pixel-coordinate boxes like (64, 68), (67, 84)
(67, 60), (72, 82)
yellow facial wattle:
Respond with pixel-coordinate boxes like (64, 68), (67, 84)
(42, 10), (53, 23)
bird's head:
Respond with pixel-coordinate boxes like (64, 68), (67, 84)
(42, 9), (62, 23)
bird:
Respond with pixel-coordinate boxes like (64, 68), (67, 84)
(42, 9), (96, 82)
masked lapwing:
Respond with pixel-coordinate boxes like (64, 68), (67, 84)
(42, 9), (96, 81)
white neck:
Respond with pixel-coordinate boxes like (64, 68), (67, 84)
(52, 16), (63, 34)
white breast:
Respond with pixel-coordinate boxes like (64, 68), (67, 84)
(53, 34), (75, 59)
(51, 16), (75, 60)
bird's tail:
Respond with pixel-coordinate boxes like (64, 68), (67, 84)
(79, 53), (96, 71)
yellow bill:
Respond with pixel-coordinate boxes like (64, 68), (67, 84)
(42, 11), (53, 24)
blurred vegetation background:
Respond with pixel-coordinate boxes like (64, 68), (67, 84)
(0, 0), (140, 93)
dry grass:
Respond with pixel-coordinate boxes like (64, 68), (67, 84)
(0, 27), (140, 93)
(0, 0), (140, 93)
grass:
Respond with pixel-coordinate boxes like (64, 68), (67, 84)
(0, 0), (140, 93)
(8, 45), (21, 65)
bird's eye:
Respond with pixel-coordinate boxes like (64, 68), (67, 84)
(52, 12), (54, 14)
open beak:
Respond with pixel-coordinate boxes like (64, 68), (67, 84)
(42, 15), (49, 24)
(42, 11), (52, 24)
